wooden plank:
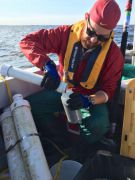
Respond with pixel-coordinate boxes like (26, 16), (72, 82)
(120, 79), (135, 158)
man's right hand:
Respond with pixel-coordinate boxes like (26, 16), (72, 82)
(41, 60), (60, 90)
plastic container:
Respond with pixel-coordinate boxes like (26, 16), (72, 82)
(61, 90), (82, 124)
(50, 160), (82, 180)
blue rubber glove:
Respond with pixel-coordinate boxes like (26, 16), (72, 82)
(66, 92), (92, 110)
(41, 61), (60, 90)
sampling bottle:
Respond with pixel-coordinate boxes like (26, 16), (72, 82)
(61, 89), (82, 124)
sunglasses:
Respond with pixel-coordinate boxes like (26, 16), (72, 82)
(86, 17), (111, 42)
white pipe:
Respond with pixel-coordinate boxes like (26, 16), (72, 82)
(0, 64), (42, 86)
(0, 64), (67, 93)
(10, 94), (52, 180)
(0, 107), (28, 180)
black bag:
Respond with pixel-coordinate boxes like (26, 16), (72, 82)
(74, 150), (135, 180)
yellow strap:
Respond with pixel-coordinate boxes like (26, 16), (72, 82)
(63, 20), (84, 73)
(0, 76), (13, 103)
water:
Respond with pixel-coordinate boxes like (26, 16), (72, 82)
(0, 25), (134, 69)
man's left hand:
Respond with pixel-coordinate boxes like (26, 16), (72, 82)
(66, 92), (91, 110)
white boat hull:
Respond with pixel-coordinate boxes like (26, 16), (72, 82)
(0, 68), (43, 109)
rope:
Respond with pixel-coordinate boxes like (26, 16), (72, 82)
(0, 76), (12, 103)
(45, 138), (69, 180)
(45, 138), (67, 156)
(0, 168), (10, 180)
(53, 155), (68, 180)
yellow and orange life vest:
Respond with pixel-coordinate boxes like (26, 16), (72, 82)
(63, 20), (114, 89)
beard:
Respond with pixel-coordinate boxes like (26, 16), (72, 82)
(80, 29), (99, 49)
(81, 36), (99, 49)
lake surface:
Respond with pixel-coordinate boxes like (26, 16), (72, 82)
(0, 25), (134, 68)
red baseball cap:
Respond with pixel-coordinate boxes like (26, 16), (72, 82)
(89, 0), (121, 30)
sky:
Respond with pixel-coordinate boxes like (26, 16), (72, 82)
(0, 0), (134, 25)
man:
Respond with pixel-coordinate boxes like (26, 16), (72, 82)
(20, 0), (124, 145)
